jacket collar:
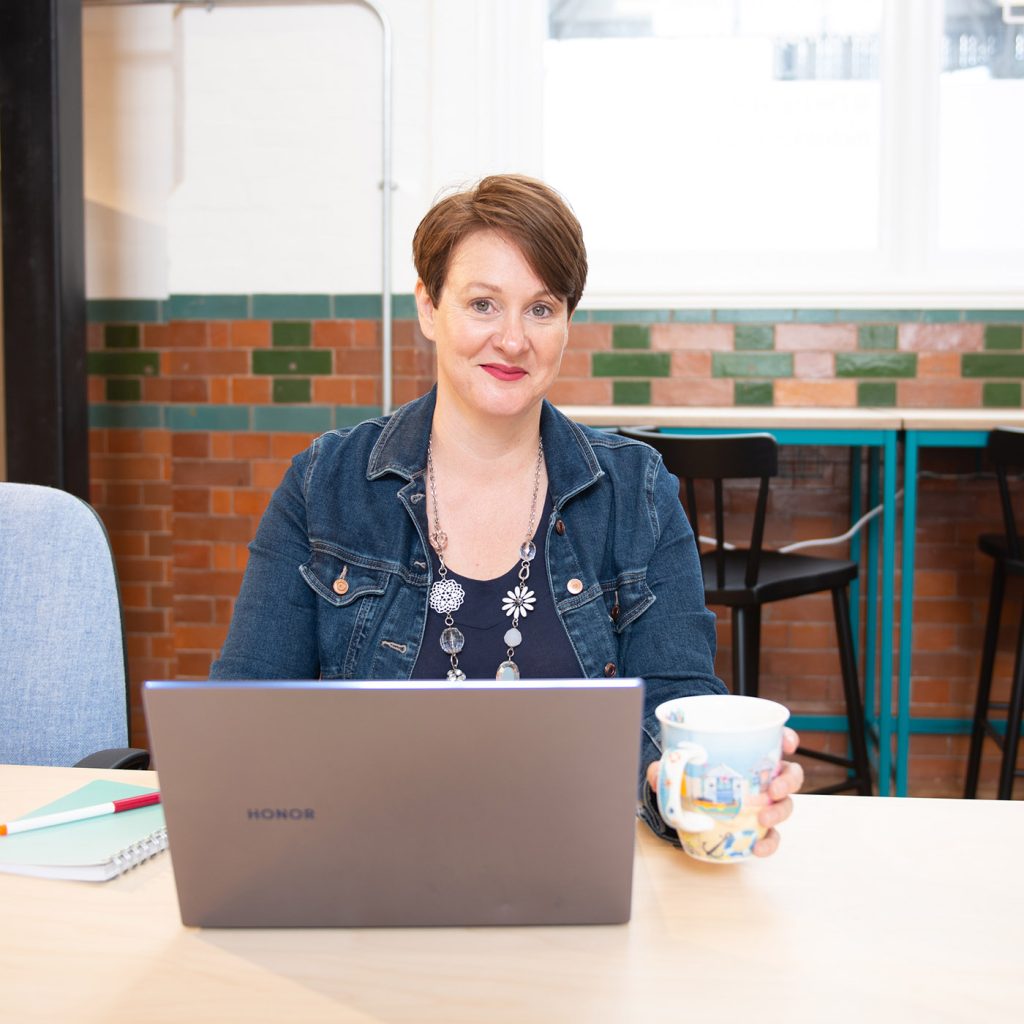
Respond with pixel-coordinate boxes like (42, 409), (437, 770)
(366, 387), (604, 508)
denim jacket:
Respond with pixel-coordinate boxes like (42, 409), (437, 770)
(211, 389), (725, 821)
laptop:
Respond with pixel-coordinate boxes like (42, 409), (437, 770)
(143, 678), (643, 928)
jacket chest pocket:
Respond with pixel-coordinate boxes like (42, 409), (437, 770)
(300, 546), (393, 676)
(604, 574), (655, 634)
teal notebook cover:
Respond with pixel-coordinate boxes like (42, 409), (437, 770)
(0, 779), (167, 881)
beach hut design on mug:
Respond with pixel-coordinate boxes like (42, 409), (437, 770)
(684, 755), (776, 819)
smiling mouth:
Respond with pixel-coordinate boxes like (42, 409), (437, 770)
(482, 364), (528, 381)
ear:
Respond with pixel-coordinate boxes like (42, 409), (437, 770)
(415, 279), (437, 342)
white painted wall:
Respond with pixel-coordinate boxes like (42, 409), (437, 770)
(82, 1), (543, 300)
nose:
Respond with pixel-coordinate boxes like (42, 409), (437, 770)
(495, 314), (527, 354)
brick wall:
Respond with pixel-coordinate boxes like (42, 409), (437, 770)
(86, 298), (1024, 795)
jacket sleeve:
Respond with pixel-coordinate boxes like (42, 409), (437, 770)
(210, 445), (321, 680)
(616, 449), (727, 840)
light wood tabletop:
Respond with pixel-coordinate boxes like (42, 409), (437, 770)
(560, 405), (904, 430)
(2, 766), (1021, 1023)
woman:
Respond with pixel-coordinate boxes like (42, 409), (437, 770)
(212, 174), (802, 853)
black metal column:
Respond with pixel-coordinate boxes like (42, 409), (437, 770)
(0, 0), (88, 497)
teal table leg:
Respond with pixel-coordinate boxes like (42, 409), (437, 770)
(897, 432), (920, 797)
(878, 431), (898, 796)
(850, 447), (862, 662)
(864, 448), (880, 760)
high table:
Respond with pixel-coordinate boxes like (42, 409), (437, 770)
(899, 409), (1024, 795)
(563, 406), (902, 793)
(2, 766), (1020, 1022)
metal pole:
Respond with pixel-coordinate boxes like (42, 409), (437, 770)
(82, 0), (395, 413)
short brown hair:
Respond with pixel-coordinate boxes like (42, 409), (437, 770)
(412, 174), (587, 315)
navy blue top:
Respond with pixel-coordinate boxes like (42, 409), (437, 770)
(412, 494), (583, 681)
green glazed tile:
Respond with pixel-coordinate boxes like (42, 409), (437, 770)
(964, 310), (1024, 323)
(252, 350), (332, 376)
(858, 325), (898, 350)
(962, 353), (1024, 378)
(334, 406), (383, 427)
(920, 310), (963, 323)
(104, 324), (141, 349)
(793, 310), (837, 323)
(334, 294), (385, 318)
(88, 299), (163, 324)
(252, 405), (332, 433)
(858, 381), (896, 406)
(592, 352), (671, 378)
(714, 309), (793, 323)
(613, 381), (651, 404)
(670, 310), (714, 323)
(589, 309), (670, 324)
(271, 321), (312, 347)
(88, 404), (162, 429)
(87, 351), (159, 376)
(984, 326), (1023, 351)
(836, 309), (921, 323)
(164, 405), (250, 431)
(612, 325), (650, 350)
(835, 353), (916, 378)
(712, 352), (793, 378)
(105, 379), (141, 402)
(391, 294), (418, 320)
(273, 378), (312, 403)
(735, 326), (774, 351)
(735, 381), (774, 405)
(166, 294), (248, 320)
(253, 294), (331, 319)
(983, 382), (1022, 407)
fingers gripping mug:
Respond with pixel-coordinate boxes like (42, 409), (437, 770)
(655, 694), (790, 864)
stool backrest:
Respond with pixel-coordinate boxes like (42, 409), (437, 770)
(988, 427), (1024, 560)
(618, 429), (778, 588)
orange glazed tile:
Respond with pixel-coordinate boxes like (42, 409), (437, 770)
(897, 379), (982, 407)
(210, 377), (231, 403)
(232, 378), (271, 403)
(230, 320), (271, 348)
(353, 320), (381, 348)
(651, 324), (733, 352)
(233, 433), (271, 458)
(167, 351), (248, 376)
(208, 322), (230, 348)
(142, 324), (171, 349)
(312, 378), (355, 403)
(898, 324), (984, 351)
(336, 350), (380, 375)
(558, 350), (591, 377)
(353, 378), (380, 405)
(669, 350), (712, 377)
(547, 379), (612, 405)
(252, 461), (289, 488)
(170, 378), (209, 403)
(313, 320), (353, 348)
(210, 434), (233, 459)
(916, 352), (960, 378)
(774, 380), (856, 406)
(650, 378), (733, 405)
(776, 325), (856, 351)
(143, 378), (173, 401)
(167, 321), (209, 348)
(271, 433), (312, 459)
(793, 352), (834, 379)
(567, 323), (613, 351)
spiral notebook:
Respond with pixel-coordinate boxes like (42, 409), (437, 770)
(0, 779), (167, 882)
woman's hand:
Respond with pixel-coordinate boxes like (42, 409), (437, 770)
(646, 726), (804, 858)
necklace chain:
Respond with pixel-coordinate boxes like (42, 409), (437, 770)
(426, 437), (544, 682)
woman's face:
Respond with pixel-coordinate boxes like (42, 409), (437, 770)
(415, 229), (570, 427)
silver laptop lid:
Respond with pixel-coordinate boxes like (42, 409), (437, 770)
(144, 679), (643, 928)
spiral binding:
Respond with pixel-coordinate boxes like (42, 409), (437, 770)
(109, 827), (168, 876)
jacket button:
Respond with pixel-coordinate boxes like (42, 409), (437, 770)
(604, 662), (617, 677)
(555, 518), (565, 535)
(567, 578), (583, 595)
(332, 577), (350, 596)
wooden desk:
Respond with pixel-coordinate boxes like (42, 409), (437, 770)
(563, 405), (901, 793)
(3, 766), (1020, 1022)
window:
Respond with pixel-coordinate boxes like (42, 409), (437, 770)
(542, 0), (1024, 304)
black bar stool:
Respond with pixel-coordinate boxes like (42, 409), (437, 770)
(964, 427), (1024, 800)
(620, 428), (872, 795)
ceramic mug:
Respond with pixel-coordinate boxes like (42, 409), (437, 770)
(655, 694), (790, 864)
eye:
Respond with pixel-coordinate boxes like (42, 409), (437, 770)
(530, 303), (553, 318)
(470, 299), (494, 314)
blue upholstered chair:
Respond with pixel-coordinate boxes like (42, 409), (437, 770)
(0, 482), (148, 768)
